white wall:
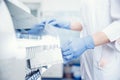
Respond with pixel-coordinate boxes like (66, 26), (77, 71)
(19, 0), (41, 3)
(41, 0), (81, 12)
(19, 0), (81, 12)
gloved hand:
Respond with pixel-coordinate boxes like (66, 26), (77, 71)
(28, 23), (45, 35)
(62, 36), (95, 63)
(39, 18), (70, 29)
(48, 19), (71, 29)
(27, 18), (55, 35)
(28, 18), (70, 35)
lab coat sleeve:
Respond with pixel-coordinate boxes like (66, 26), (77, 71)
(103, 0), (120, 42)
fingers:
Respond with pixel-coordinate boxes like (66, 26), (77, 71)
(39, 18), (56, 27)
(62, 43), (74, 63)
(27, 21), (46, 35)
(35, 25), (44, 30)
(61, 40), (74, 63)
(62, 49), (72, 56)
(49, 21), (59, 27)
(61, 40), (72, 52)
(63, 52), (74, 63)
(47, 19), (56, 24)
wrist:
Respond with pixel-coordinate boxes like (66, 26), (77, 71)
(84, 36), (95, 49)
(70, 22), (83, 31)
(63, 22), (71, 29)
(93, 32), (110, 46)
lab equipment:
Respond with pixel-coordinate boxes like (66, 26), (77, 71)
(0, 0), (29, 80)
(5, 1), (63, 80)
(71, 65), (81, 80)
(62, 36), (94, 63)
(25, 69), (41, 80)
(18, 25), (63, 80)
(6, 0), (63, 65)
(5, 0), (39, 29)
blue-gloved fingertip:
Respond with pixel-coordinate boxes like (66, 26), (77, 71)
(62, 50), (72, 56)
(61, 40), (72, 52)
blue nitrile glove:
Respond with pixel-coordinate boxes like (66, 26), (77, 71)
(62, 36), (95, 63)
(28, 18), (70, 35)
(40, 18), (70, 29)
(48, 19), (71, 29)
(28, 23), (45, 35)
(27, 19), (55, 35)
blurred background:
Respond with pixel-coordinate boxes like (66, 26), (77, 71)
(19, 0), (81, 80)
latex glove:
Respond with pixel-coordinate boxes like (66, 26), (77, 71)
(62, 36), (95, 63)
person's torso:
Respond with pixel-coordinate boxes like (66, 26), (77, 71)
(80, 0), (111, 34)
(79, 0), (120, 80)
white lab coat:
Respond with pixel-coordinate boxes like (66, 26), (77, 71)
(0, 0), (30, 80)
(79, 0), (120, 80)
